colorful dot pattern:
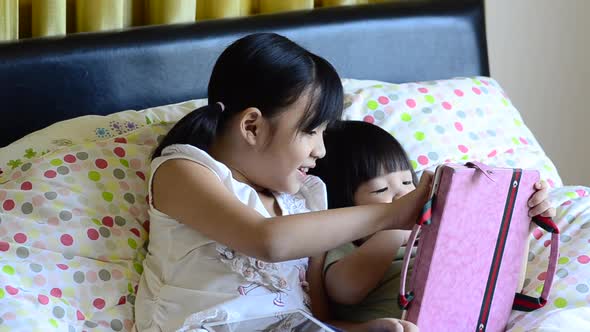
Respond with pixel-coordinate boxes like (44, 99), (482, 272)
(341, 77), (563, 188)
(507, 186), (590, 329)
(0, 124), (173, 331)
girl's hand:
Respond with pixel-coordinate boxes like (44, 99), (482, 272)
(330, 318), (419, 332)
(359, 318), (419, 332)
(395, 171), (433, 229)
(417, 171), (434, 194)
(528, 180), (556, 218)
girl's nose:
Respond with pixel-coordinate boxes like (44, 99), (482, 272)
(312, 136), (326, 159)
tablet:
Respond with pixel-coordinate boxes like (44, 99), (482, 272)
(202, 309), (335, 332)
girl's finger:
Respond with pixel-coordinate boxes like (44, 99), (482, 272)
(541, 207), (557, 218)
(528, 189), (547, 207)
(399, 320), (419, 332)
(529, 200), (551, 217)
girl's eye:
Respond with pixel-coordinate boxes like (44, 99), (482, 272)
(371, 187), (388, 194)
(306, 130), (318, 136)
(402, 181), (412, 185)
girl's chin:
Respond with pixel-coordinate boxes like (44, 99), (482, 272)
(284, 179), (303, 195)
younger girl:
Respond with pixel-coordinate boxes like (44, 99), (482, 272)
(310, 120), (555, 325)
(134, 33), (425, 332)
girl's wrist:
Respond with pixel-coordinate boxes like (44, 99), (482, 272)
(385, 202), (406, 230)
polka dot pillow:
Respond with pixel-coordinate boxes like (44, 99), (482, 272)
(0, 124), (173, 331)
(341, 77), (563, 188)
(0, 99), (206, 182)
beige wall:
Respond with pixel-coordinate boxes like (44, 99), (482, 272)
(486, 0), (589, 186)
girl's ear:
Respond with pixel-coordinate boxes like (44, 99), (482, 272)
(239, 107), (266, 147)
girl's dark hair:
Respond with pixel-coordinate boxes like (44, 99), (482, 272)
(152, 33), (343, 159)
(309, 120), (418, 209)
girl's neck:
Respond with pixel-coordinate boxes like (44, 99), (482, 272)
(227, 165), (269, 194)
(209, 138), (269, 194)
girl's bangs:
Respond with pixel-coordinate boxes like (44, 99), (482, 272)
(299, 55), (344, 132)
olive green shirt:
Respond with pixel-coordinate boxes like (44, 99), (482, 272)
(324, 243), (416, 322)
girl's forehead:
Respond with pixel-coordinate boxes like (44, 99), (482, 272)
(280, 88), (332, 131)
(275, 94), (325, 133)
(372, 169), (413, 181)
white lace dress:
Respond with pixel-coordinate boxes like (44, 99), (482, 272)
(133, 144), (327, 332)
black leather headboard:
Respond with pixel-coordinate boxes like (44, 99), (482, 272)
(0, 0), (488, 147)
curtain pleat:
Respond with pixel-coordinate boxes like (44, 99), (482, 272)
(66, 0), (76, 33)
(126, 0), (145, 27)
(250, 0), (259, 14)
(0, 0), (18, 41)
(147, 0), (196, 25)
(322, 0), (358, 7)
(197, 0), (244, 20)
(259, 0), (314, 14)
(240, 0), (255, 16)
(32, 0), (66, 37)
(76, 0), (124, 33)
(18, 0), (32, 38)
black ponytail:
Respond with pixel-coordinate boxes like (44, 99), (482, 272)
(151, 102), (224, 159)
(152, 32), (343, 159)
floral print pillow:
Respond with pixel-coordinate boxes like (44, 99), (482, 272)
(0, 99), (207, 183)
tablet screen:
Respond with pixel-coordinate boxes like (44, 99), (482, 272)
(203, 310), (334, 332)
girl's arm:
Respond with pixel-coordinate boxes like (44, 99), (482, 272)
(329, 319), (419, 332)
(308, 254), (420, 332)
(307, 253), (331, 322)
(152, 159), (432, 262)
(324, 230), (410, 305)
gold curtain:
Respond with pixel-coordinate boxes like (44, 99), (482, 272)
(0, 0), (18, 41)
(147, 0), (196, 25)
(125, 0), (145, 27)
(76, 0), (124, 33)
(197, 0), (244, 20)
(32, 0), (66, 37)
(322, 0), (359, 6)
(2, 0), (384, 41)
(259, 0), (314, 14)
(66, 0), (75, 33)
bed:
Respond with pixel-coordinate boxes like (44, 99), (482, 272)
(1, 0), (589, 331)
